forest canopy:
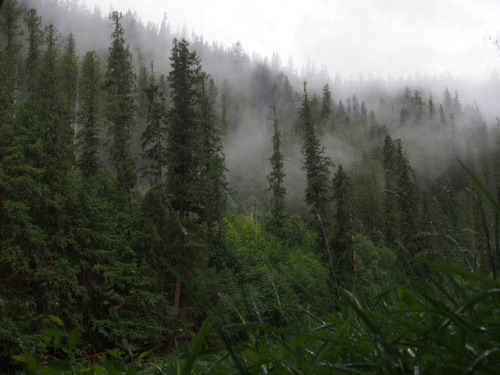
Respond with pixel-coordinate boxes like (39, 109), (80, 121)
(1, 0), (500, 373)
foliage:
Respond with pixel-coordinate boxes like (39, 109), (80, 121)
(266, 102), (287, 238)
(3, 1), (500, 373)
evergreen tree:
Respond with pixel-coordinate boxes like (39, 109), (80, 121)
(332, 164), (355, 288)
(0, 0), (22, 112)
(104, 11), (136, 209)
(166, 38), (202, 217)
(383, 135), (418, 273)
(300, 82), (332, 263)
(383, 135), (398, 243)
(320, 83), (332, 121)
(428, 94), (436, 121)
(360, 102), (368, 127)
(38, 24), (74, 201)
(166, 38), (203, 316)
(142, 63), (167, 186)
(78, 50), (101, 176)
(267, 102), (287, 236)
(197, 72), (228, 241)
(59, 33), (78, 126)
(23, 8), (43, 97)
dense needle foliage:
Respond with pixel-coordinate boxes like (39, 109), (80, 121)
(1, 1), (500, 373)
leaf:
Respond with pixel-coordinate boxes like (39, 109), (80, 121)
(68, 328), (79, 351)
(41, 328), (66, 337)
(181, 316), (213, 375)
(11, 354), (26, 363)
(48, 314), (63, 326)
(47, 360), (72, 371)
(25, 352), (38, 371)
(138, 350), (150, 360)
(458, 159), (500, 213)
(126, 363), (139, 375)
(105, 348), (122, 359)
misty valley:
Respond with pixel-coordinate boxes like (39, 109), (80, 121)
(1, 0), (500, 373)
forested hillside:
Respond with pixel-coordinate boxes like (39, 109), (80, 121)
(2, 0), (500, 372)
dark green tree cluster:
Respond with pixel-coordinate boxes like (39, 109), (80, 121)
(3, 1), (500, 371)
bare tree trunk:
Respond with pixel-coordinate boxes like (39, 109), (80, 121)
(173, 204), (184, 316)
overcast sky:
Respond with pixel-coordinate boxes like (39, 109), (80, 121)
(81, 0), (500, 82)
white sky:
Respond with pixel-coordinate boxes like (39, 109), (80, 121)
(81, 0), (500, 82)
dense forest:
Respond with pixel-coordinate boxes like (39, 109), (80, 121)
(1, 0), (500, 373)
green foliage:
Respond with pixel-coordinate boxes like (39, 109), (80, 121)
(4, 2), (500, 373)
(78, 50), (102, 176)
(300, 82), (332, 219)
(266, 102), (287, 238)
(104, 11), (136, 209)
(12, 316), (150, 374)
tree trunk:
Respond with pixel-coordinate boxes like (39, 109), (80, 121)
(173, 203), (185, 316)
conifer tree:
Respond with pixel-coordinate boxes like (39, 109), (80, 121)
(59, 33), (78, 126)
(142, 63), (167, 186)
(383, 135), (418, 272)
(332, 164), (355, 287)
(23, 8), (43, 97)
(267, 102), (287, 236)
(166, 38), (202, 215)
(320, 84), (332, 121)
(0, 0), (22, 112)
(301, 82), (332, 217)
(197, 72), (228, 242)
(104, 11), (136, 209)
(360, 102), (368, 127)
(38, 24), (74, 199)
(78, 50), (101, 176)
(166, 38), (202, 315)
(300, 82), (332, 263)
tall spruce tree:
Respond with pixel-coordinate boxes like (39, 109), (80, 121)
(23, 8), (42, 97)
(320, 83), (332, 121)
(267, 102), (287, 236)
(142, 63), (167, 186)
(383, 134), (418, 274)
(166, 38), (202, 316)
(59, 33), (78, 127)
(332, 164), (355, 288)
(78, 50), (101, 176)
(38, 24), (74, 204)
(300, 82), (332, 263)
(197, 72), (228, 244)
(0, 0), (22, 113)
(104, 11), (136, 209)
(166, 38), (201, 217)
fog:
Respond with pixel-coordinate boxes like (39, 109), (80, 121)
(80, 0), (500, 83)
(13, 0), (500, 215)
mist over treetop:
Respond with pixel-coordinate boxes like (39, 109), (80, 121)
(2, 0), (500, 372)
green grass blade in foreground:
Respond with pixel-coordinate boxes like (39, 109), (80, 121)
(181, 317), (213, 375)
(458, 159), (500, 213)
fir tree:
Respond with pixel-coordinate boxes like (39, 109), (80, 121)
(104, 11), (136, 209)
(300, 82), (332, 263)
(23, 8), (42, 97)
(332, 164), (355, 288)
(38, 24), (74, 200)
(166, 38), (202, 316)
(166, 38), (202, 216)
(267, 102), (287, 237)
(320, 84), (332, 121)
(78, 50), (101, 176)
(142, 62), (167, 186)
(197, 72), (228, 243)
(0, 0), (22, 112)
(59, 33), (78, 126)
(383, 135), (418, 273)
